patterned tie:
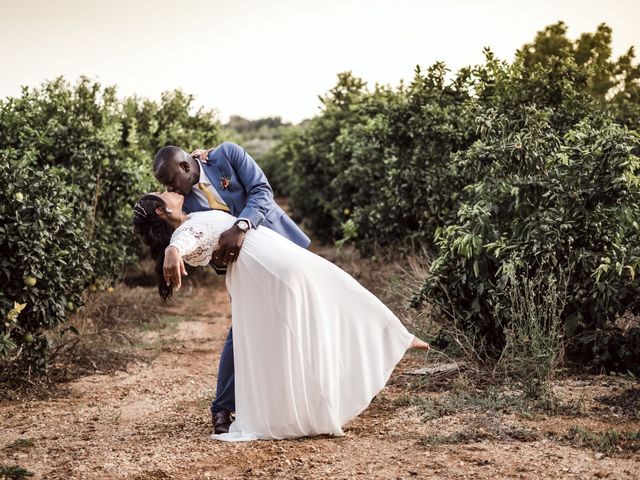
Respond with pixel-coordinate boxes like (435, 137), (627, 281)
(197, 183), (230, 212)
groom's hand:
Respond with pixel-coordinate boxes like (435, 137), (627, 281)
(213, 225), (245, 266)
(164, 246), (188, 290)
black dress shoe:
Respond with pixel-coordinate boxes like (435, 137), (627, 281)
(212, 410), (233, 434)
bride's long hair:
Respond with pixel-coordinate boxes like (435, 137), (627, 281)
(132, 194), (175, 301)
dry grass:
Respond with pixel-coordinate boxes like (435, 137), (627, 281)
(0, 285), (162, 400)
(44, 285), (162, 379)
(420, 411), (540, 446)
(0, 257), (227, 401)
(2, 249), (640, 478)
(561, 426), (640, 454)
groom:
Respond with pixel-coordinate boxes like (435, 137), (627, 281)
(153, 141), (310, 433)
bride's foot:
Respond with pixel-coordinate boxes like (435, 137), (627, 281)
(410, 336), (430, 350)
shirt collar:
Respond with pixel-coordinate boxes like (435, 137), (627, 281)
(196, 159), (210, 185)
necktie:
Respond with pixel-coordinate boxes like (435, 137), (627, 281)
(197, 183), (230, 212)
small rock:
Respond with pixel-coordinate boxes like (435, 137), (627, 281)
(595, 452), (605, 460)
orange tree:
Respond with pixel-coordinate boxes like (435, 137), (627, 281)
(409, 38), (640, 372)
(267, 23), (640, 370)
(330, 63), (476, 255)
(0, 77), (221, 371)
(285, 72), (371, 242)
(0, 149), (92, 368)
(411, 107), (640, 371)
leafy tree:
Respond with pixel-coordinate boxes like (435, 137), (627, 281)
(519, 21), (640, 127)
(122, 89), (221, 157)
(287, 72), (370, 241)
(266, 22), (640, 370)
(0, 77), (222, 370)
(0, 149), (92, 369)
(334, 64), (475, 254)
(412, 109), (640, 371)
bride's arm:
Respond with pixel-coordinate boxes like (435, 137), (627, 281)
(163, 225), (207, 290)
(164, 246), (187, 290)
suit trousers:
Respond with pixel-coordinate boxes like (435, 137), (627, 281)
(211, 326), (235, 415)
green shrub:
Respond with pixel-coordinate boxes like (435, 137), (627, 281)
(273, 22), (640, 253)
(0, 149), (92, 369)
(0, 77), (222, 370)
(0, 77), (152, 280)
(122, 89), (222, 157)
(412, 112), (640, 371)
(0, 78), (221, 283)
(264, 22), (640, 370)
(334, 64), (475, 255)
(287, 72), (370, 241)
(519, 21), (640, 129)
(275, 66), (475, 251)
(258, 125), (301, 197)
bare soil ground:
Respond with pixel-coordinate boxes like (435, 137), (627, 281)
(1, 254), (639, 479)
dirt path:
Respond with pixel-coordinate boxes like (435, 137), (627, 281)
(1, 275), (639, 479)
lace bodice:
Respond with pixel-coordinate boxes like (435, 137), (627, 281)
(169, 211), (237, 267)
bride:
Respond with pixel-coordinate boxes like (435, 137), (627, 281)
(133, 191), (429, 441)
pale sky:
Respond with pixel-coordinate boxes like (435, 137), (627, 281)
(1, 0), (639, 123)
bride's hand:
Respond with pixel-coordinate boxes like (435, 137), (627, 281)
(164, 246), (188, 289)
(190, 147), (215, 164)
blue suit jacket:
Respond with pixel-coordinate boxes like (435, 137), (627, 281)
(182, 142), (311, 257)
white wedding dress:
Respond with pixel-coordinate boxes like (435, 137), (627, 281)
(169, 210), (415, 441)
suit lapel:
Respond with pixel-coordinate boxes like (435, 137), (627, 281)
(203, 162), (234, 212)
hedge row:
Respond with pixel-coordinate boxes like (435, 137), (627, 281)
(0, 77), (221, 369)
(266, 23), (640, 371)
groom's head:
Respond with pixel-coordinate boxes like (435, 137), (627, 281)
(153, 146), (199, 196)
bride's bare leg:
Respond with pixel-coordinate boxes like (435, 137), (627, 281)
(410, 336), (430, 350)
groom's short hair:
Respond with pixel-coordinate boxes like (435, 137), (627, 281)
(153, 146), (187, 172)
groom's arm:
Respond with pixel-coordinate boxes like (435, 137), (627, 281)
(209, 257), (228, 275)
(220, 141), (274, 228)
(211, 142), (273, 265)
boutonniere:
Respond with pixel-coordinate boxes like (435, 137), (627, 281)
(220, 176), (232, 189)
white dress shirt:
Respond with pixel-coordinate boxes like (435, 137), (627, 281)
(191, 159), (229, 209)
